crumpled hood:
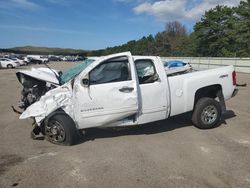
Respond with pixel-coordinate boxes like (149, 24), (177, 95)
(20, 82), (73, 124)
(17, 67), (60, 85)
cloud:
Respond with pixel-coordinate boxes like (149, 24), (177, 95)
(0, 0), (40, 11)
(134, 0), (186, 21)
(133, 0), (243, 22)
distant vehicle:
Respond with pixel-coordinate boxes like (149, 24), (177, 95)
(61, 57), (66, 61)
(27, 55), (49, 64)
(75, 56), (86, 61)
(0, 58), (20, 68)
(48, 56), (61, 61)
(164, 60), (192, 75)
(63, 56), (75, 62)
(28, 58), (42, 64)
(23, 57), (30, 63)
(61, 56), (86, 62)
(10, 58), (26, 66)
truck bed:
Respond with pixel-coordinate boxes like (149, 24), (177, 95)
(167, 66), (235, 116)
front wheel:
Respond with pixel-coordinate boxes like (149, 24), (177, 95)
(7, 64), (14, 68)
(192, 97), (221, 129)
(44, 114), (79, 145)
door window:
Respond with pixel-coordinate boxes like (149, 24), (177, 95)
(135, 59), (157, 84)
(89, 56), (131, 85)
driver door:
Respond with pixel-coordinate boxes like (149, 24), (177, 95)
(73, 52), (138, 129)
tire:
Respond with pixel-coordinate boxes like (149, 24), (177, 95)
(192, 97), (221, 129)
(7, 64), (14, 68)
(44, 114), (79, 145)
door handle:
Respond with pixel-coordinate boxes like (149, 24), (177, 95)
(119, 87), (134, 93)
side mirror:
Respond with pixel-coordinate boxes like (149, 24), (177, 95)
(82, 79), (90, 87)
(58, 71), (63, 76)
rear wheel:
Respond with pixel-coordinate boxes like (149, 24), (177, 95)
(44, 114), (79, 145)
(192, 97), (221, 129)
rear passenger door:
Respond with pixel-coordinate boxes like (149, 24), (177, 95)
(135, 58), (168, 124)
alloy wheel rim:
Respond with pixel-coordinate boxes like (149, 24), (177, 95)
(201, 105), (218, 125)
(45, 120), (65, 143)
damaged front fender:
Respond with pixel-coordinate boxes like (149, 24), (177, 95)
(20, 83), (74, 125)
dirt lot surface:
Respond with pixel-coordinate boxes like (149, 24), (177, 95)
(0, 62), (250, 188)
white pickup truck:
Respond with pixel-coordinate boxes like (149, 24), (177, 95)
(15, 52), (238, 145)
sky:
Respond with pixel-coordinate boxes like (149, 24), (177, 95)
(0, 0), (243, 50)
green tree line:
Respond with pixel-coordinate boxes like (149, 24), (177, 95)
(89, 0), (250, 57)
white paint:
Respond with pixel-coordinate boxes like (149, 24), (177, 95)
(135, 56), (170, 125)
(168, 65), (235, 116)
(74, 52), (139, 129)
(175, 89), (183, 97)
(19, 52), (236, 131)
(17, 67), (60, 85)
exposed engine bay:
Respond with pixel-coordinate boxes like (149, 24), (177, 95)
(14, 60), (96, 112)
(16, 72), (56, 110)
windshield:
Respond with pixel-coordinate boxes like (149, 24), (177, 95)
(60, 59), (95, 84)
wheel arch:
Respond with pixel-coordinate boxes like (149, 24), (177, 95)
(193, 84), (222, 109)
(41, 108), (79, 145)
(7, 64), (14, 68)
(41, 108), (77, 131)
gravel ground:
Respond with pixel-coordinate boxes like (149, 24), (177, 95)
(0, 62), (249, 188)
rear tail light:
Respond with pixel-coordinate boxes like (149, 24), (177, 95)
(232, 71), (236, 86)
